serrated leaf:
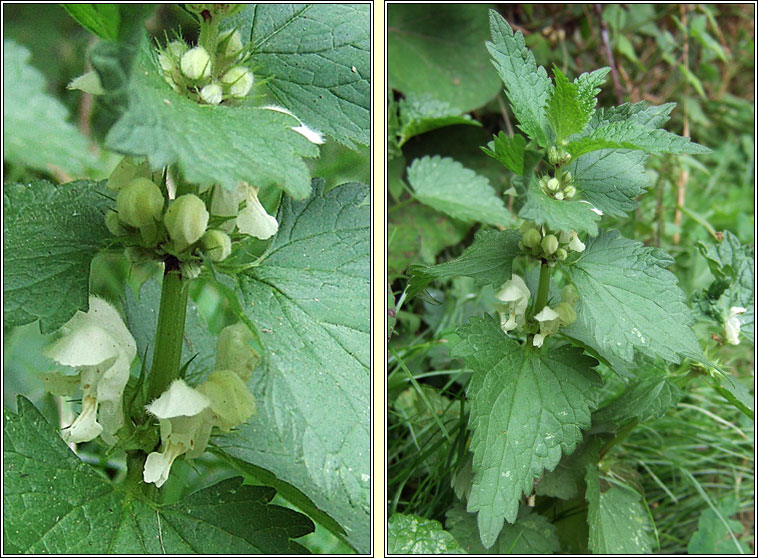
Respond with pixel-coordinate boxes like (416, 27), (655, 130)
(62, 4), (120, 40)
(3, 40), (97, 176)
(215, 180), (370, 552)
(3, 179), (111, 333)
(546, 67), (593, 142)
(387, 514), (466, 554)
(705, 373), (754, 420)
(574, 67), (610, 110)
(406, 229), (522, 299)
(446, 503), (561, 554)
(398, 93), (481, 147)
(688, 496), (749, 554)
(585, 466), (652, 554)
(518, 176), (600, 236)
(98, 36), (318, 198)
(593, 101), (676, 129)
(407, 156), (513, 227)
(535, 436), (603, 500)
(486, 11), (553, 147)
(567, 120), (711, 158)
(481, 132), (527, 175)
(594, 368), (683, 427)
(3, 397), (313, 554)
(451, 316), (601, 547)
(564, 231), (703, 367)
(229, 4), (370, 149)
(388, 4), (502, 112)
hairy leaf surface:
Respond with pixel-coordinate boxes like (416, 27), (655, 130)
(452, 316), (601, 547)
(3, 180), (110, 333)
(387, 514), (465, 554)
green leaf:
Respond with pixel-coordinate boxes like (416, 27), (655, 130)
(546, 67), (593, 142)
(407, 156), (513, 227)
(62, 4), (120, 40)
(688, 496), (749, 554)
(564, 231), (703, 367)
(705, 373), (754, 420)
(99, 36), (319, 198)
(451, 316), (601, 547)
(481, 132), (527, 175)
(230, 4), (370, 149)
(486, 11), (553, 147)
(518, 176), (600, 236)
(566, 120), (711, 158)
(585, 465), (652, 554)
(446, 503), (561, 554)
(3, 179), (110, 333)
(593, 367), (683, 427)
(216, 180), (370, 553)
(4, 397), (314, 554)
(388, 4), (502, 112)
(574, 68), (610, 111)
(397, 93), (481, 147)
(3, 40), (96, 176)
(388, 203), (469, 279)
(535, 437), (603, 500)
(387, 514), (466, 554)
(406, 229), (522, 299)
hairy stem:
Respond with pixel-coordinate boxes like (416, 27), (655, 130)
(534, 260), (551, 312)
(146, 257), (189, 402)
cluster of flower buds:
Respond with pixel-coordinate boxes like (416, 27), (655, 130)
(532, 285), (579, 347)
(157, 28), (254, 105)
(104, 157), (283, 267)
(143, 322), (259, 487)
(519, 222), (585, 261)
(547, 145), (572, 167)
(539, 170), (576, 201)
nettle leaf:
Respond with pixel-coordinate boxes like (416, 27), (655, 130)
(406, 229), (522, 299)
(407, 156), (513, 227)
(216, 180), (370, 552)
(229, 4), (370, 149)
(3, 179), (111, 333)
(705, 373), (754, 420)
(564, 231), (703, 368)
(688, 496), (750, 554)
(481, 132), (527, 175)
(519, 176), (601, 236)
(4, 40), (97, 176)
(446, 503), (561, 554)
(593, 101), (676, 129)
(566, 120), (711, 159)
(546, 67), (593, 142)
(487, 11), (553, 147)
(536, 436), (603, 500)
(388, 514), (465, 554)
(397, 93), (481, 147)
(574, 67), (611, 111)
(388, 4), (502, 112)
(62, 4), (120, 40)
(100, 36), (318, 198)
(4, 397), (313, 554)
(451, 316), (601, 547)
(585, 465), (652, 554)
(594, 368), (683, 427)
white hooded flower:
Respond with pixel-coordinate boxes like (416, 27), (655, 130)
(44, 296), (137, 444)
(560, 230), (585, 253)
(262, 105), (325, 144)
(494, 275), (531, 334)
(144, 379), (212, 487)
(533, 306), (561, 348)
(725, 306), (746, 345)
(236, 184), (279, 239)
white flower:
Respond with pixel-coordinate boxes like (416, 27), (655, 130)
(262, 105), (325, 144)
(725, 306), (746, 345)
(144, 379), (212, 487)
(44, 296), (136, 444)
(560, 230), (585, 253)
(533, 306), (561, 347)
(495, 275), (531, 334)
(200, 83), (223, 105)
(236, 184), (279, 239)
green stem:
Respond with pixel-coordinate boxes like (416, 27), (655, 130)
(147, 258), (189, 402)
(534, 260), (551, 312)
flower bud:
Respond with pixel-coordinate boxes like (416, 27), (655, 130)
(561, 284), (579, 306)
(198, 370), (256, 431)
(563, 185), (576, 199)
(221, 66), (254, 98)
(116, 178), (164, 228)
(555, 248), (567, 261)
(522, 228), (542, 249)
(546, 177), (561, 192)
(541, 234), (558, 256)
(548, 146), (560, 164)
(164, 194), (209, 251)
(554, 191), (564, 201)
(181, 46), (212, 80)
(219, 29), (243, 58)
(107, 156), (151, 191)
(200, 83), (223, 105)
(201, 229), (232, 261)
(555, 302), (577, 325)
(105, 210), (128, 236)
